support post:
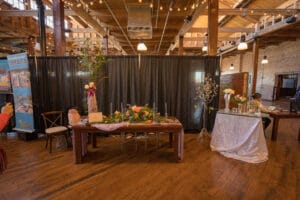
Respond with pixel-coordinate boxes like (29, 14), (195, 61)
(36, 0), (47, 56)
(208, 0), (219, 56)
(53, 0), (66, 56)
(178, 35), (184, 55)
(252, 38), (259, 94)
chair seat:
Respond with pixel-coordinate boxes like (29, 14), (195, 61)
(45, 126), (68, 134)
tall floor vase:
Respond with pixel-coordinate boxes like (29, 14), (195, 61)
(87, 93), (98, 113)
(224, 93), (231, 112)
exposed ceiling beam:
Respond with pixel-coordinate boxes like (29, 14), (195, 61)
(1, 8), (297, 17)
(189, 27), (254, 33)
(167, 1), (208, 54)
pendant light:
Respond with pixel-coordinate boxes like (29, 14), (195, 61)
(137, 42), (147, 51)
(237, 35), (248, 50)
(261, 55), (268, 64)
(229, 63), (234, 70)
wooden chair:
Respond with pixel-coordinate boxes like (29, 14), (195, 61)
(41, 111), (70, 153)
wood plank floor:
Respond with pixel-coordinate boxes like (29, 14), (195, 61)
(0, 118), (299, 200)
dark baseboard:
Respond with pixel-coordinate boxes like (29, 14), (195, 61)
(18, 132), (38, 141)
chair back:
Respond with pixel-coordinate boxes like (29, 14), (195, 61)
(41, 111), (65, 129)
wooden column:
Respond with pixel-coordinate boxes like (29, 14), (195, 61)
(36, 0), (46, 56)
(252, 38), (259, 94)
(239, 53), (243, 72)
(207, 0), (218, 56)
(53, 0), (66, 56)
(102, 35), (108, 55)
(27, 36), (35, 56)
(178, 35), (184, 55)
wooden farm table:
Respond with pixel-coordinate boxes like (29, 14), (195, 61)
(269, 111), (300, 141)
(71, 120), (184, 164)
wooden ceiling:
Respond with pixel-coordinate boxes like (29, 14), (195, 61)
(0, 0), (299, 56)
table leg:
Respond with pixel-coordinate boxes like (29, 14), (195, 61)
(73, 130), (83, 164)
(169, 133), (173, 147)
(271, 117), (279, 141)
(92, 134), (97, 148)
(173, 130), (184, 162)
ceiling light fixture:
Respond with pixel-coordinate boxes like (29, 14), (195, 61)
(261, 55), (269, 64)
(237, 34), (248, 50)
(137, 42), (147, 51)
(230, 63), (234, 70)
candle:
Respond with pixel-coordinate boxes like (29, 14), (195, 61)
(165, 102), (168, 117)
(153, 102), (156, 112)
(110, 102), (112, 116)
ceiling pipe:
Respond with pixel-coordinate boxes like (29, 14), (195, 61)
(103, 0), (137, 54)
(157, 0), (173, 53)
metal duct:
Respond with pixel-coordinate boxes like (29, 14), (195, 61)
(127, 5), (152, 39)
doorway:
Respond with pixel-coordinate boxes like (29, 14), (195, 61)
(274, 73), (300, 100)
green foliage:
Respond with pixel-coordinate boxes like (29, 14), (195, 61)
(78, 38), (109, 82)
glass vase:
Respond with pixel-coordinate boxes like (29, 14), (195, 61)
(224, 93), (231, 112)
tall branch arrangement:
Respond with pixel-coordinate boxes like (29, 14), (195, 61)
(78, 38), (109, 83)
(195, 73), (219, 105)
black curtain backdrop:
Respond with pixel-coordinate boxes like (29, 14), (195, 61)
(25, 55), (219, 132)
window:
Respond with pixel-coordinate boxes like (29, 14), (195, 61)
(195, 71), (204, 83)
(4, 0), (25, 10)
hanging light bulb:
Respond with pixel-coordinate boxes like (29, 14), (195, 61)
(160, 6), (163, 10)
(261, 55), (269, 64)
(237, 34), (248, 50)
(202, 45), (208, 52)
(230, 63), (234, 70)
(150, 3), (153, 8)
(99, 0), (103, 4)
(138, 0), (142, 3)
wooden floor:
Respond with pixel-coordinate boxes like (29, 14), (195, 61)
(0, 118), (300, 200)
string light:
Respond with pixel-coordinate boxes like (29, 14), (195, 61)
(99, 0), (103, 4)
(177, 8), (181, 12)
(160, 6), (163, 10)
(169, 7), (173, 11)
(150, 3), (153, 8)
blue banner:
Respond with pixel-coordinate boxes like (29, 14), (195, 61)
(0, 59), (11, 92)
(7, 53), (35, 133)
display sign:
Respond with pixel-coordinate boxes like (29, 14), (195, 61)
(7, 53), (35, 133)
(0, 59), (11, 92)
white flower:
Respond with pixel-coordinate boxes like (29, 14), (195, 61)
(84, 84), (89, 89)
(223, 88), (235, 95)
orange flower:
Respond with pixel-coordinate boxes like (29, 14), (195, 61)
(132, 105), (141, 113)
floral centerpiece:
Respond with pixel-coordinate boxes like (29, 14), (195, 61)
(102, 105), (162, 124)
(223, 88), (235, 112)
(234, 94), (247, 104)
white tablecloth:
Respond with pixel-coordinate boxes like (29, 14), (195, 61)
(210, 112), (268, 163)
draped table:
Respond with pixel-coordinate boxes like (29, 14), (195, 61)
(210, 111), (268, 163)
(71, 119), (184, 164)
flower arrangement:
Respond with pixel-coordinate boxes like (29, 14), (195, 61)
(84, 82), (96, 97)
(195, 74), (219, 104)
(102, 105), (163, 124)
(223, 88), (235, 95)
(234, 94), (247, 104)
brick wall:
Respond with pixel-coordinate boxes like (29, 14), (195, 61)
(221, 38), (300, 100)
